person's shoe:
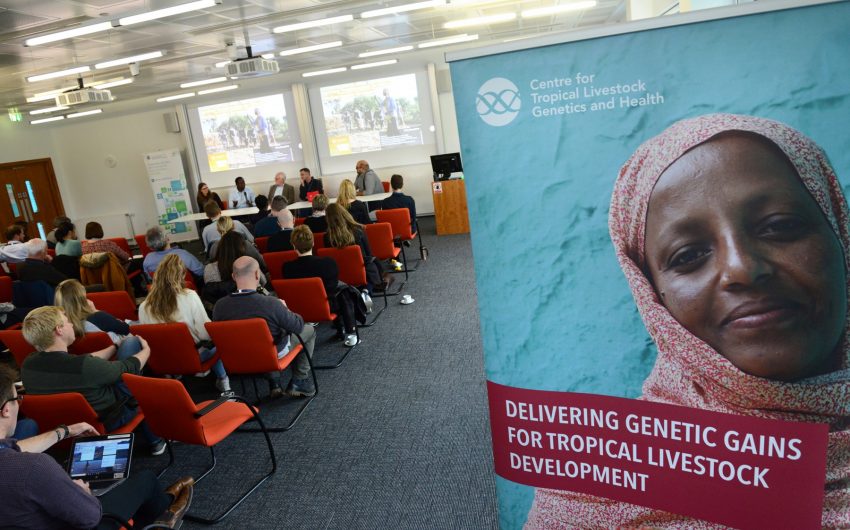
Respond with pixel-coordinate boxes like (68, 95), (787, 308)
(165, 476), (195, 498)
(150, 439), (167, 456)
(268, 380), (285, 399)
(194, 370), (211, 378)
(156, 477), (194, 529)
(334, 328), (346, 341)
(344, 334), (359, 347)
(286, 378), (316, 398)
(215, 376), (231, 393)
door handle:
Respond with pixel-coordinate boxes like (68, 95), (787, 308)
(18, 199), (29, 221)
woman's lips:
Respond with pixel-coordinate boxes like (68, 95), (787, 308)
(722, 300), (801, 330)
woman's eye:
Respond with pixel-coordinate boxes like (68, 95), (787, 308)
(668, 247), (710, 270)
(760, 216), (806, 238)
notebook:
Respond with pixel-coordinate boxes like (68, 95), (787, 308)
(67, 433), (134, 496)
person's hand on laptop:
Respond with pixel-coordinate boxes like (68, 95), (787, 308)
(72, 479), (92, 495)
(68, 423), (99, 438)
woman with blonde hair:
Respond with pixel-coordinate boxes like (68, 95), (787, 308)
(54, 279), (143, 359)
(139, 254), (231, 394)
(337, 179), (371, 225)
(324, 203), (383, 292)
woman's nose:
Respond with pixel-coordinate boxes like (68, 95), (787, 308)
(718, 235), (772, 288)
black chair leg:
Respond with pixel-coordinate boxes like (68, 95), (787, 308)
(156, 440), (176, 478)
(314, 326), (360, 370)
(359, 288), (388, 327)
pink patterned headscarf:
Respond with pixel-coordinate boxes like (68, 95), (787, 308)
(526, 114), (850, 529)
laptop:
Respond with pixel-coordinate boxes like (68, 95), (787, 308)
(67, 433), (134, 497)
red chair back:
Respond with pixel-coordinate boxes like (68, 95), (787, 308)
(382, 181), (390, 193)
(205, 319), (291, 374)
(262, 250), (299, 281)
(294, 217), (306, 226)
(0, 330), (34, 367)
(134, 234), (151, 257)
(255, 237), (269, 253)
(69, 332), (114, 356)
(122, 374), (207, 445)
(21, 392), (108, 434)
(0, 276), (12, 303)
(87, 291), (138, 321)
(376, 208), (416, 240)
(107, 237), (132, 255)
(272, 278), (336, 323)
(364, 222), (400, 261)
(317, 246), (366, 288)
(313, 232), (326, 250)
(46, 249), (56, 258)
(131, 323), (210, 375)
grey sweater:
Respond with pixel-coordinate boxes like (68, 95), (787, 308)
(212, 291), (304, 351)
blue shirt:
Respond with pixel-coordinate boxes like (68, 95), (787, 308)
(143, 248), (204, 277)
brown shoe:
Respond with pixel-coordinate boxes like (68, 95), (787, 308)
(165, 476), (194, 498)
(155, 479), (194, 529)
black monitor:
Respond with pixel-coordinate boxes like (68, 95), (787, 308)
(430, 152), (463, 181)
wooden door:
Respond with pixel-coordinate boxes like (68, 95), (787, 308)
(0, 159), (64, 240)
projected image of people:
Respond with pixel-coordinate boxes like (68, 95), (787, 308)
(526, 114), (850, 528)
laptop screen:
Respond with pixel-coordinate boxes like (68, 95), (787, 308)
(68, 434), (134, 482)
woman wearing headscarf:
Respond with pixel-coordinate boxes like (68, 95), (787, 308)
(526, 114), (850, 528)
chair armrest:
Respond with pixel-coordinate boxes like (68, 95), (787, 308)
(194, 396), (233, 418)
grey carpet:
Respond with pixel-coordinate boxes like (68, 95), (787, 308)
(131, 216), (499, 529)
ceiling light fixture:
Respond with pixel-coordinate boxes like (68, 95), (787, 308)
(90, 78), (134, 89)
(279, 41), (343, 57)
(25, 21), (115, 47)
(179, 76), (228, 88)
(29, 106), (69, 115)
(156, 92), (196, 102)
(273, 15), (354, 34)
(198, 84), (239, 95)
(95, 51), (164, 69)
(215, 60), (231, 68)
(26, 66), (91, 83)
(417, 33), (479, 48)
(31, 116), (65, 125)
(67, 109), (103, 118)
(351, 59), (398, 70)
(302, 67), (348, 77)
(521, 1), (597, 18)
(118, 0), (221, 26)
(360, 0), (446, 19)
(358, 45), (414, 58)
(444, 12), (516, 29)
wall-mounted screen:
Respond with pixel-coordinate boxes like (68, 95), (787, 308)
(319, 73), (424, 157)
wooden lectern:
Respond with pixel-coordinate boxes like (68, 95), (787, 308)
(432, 179), (470, 235)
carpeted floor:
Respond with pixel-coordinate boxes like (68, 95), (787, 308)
(122, 216), (500, 529)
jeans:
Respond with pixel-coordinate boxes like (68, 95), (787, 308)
(97, 470), (171, 529)
(113, 336), (143, 398)
(268, 324), (316, 382)
(199, 346), (226, 379)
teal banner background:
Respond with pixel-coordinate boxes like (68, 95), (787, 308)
(448, 2), (850, 527)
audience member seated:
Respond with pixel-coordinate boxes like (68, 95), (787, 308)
(253, 196), (286, 237)
(338, 179), (371, 225)
(247, 194), (270, 228)
(0, 366), (194, 530)
(324, 203), (383, 293)
(54, 222), (82, 257)
(201, 202), (253, 256)
(208, 217), (267, 271)
(45, 215), (71, 248)
(304, 194), (329, 234)
(142, 226), (203, 281)
(1, 224), (28, 264)
(20, 306), (165, 455)
(229, 176), (255, 209)
(203, 231), (268, 305)
(17, 239), (67, 288)
(139, 254), (231, 395)
(284, 226), (358, 346)
(212, 256), (316, 398)
(55, 279), (143, 359)
(298, 167), (324, 201)
(382, 173), (418, 233)
(267, 171), (296, 205)
(266, 207), (295, 252)
(81, 222), (130, 266)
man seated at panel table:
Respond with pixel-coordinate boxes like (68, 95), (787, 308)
(354, 160), (384, 197)
(20, 306), (166, 456)
(16, 239), (68, 288)
(142, 226), (204, 281)
(201, 202), (254, 256)
(0, 365), (194, 530)
(267, 172), (296, 205)
(298, 168), (324, 202)
(212, 256), (316, 399)
(266, 206), (296, 253)
(228, 176), (255, 209)
(381, 174), (418, 233)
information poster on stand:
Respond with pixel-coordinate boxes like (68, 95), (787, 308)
(143, 149), (197, 243)
(448, 1), (850, 528)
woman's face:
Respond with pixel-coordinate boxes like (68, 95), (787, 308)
(200, 185), (209, 196)
(644, 134), (847, 381)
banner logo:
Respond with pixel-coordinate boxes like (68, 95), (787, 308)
(476, 77), (521, 126)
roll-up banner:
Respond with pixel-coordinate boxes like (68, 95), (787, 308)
(447, 1), (850, 528)
(143, 149), (197, 243)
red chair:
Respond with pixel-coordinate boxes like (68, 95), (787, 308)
(69, 332), (115, 356)
(376, 208), (425, 271)
(130, 323), (220, 376)
(381, 181), (390, 193)
(87, 291), (138, 321)
(365, 222), (404, 294)
(317, 245), (386, 326)
(273, 278), (358, 369)
(294, 217), (306, 226)
(313, 232), (326, 250)
(123, 373), (275, 524)
(255, 236), (269, 253)
(262, 250), (299, 281)
(46, 248), (56, 258)
(0, 329), (34, 367)
(107, 237), (133, 256)
(134, 234), (152, 257)
(205, 319), (316, 431)
(20, 392), (144, 448)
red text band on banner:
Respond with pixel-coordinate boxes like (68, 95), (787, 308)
(487, 381), (828, 529)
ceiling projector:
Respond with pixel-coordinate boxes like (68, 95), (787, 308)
(55, 87), (113, 106)
(225, 56), (279, 78)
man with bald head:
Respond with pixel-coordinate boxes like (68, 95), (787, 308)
(354, 160), (383, 196)
(267, 172), (295, 205)
(212, 256), (316, 398)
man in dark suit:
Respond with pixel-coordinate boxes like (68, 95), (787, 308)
(381, 174), (417, 232)
(16, 239), (67, 287)
(298, 168), (324, 202)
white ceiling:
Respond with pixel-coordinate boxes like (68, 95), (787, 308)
(0, 0), (628, 114)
